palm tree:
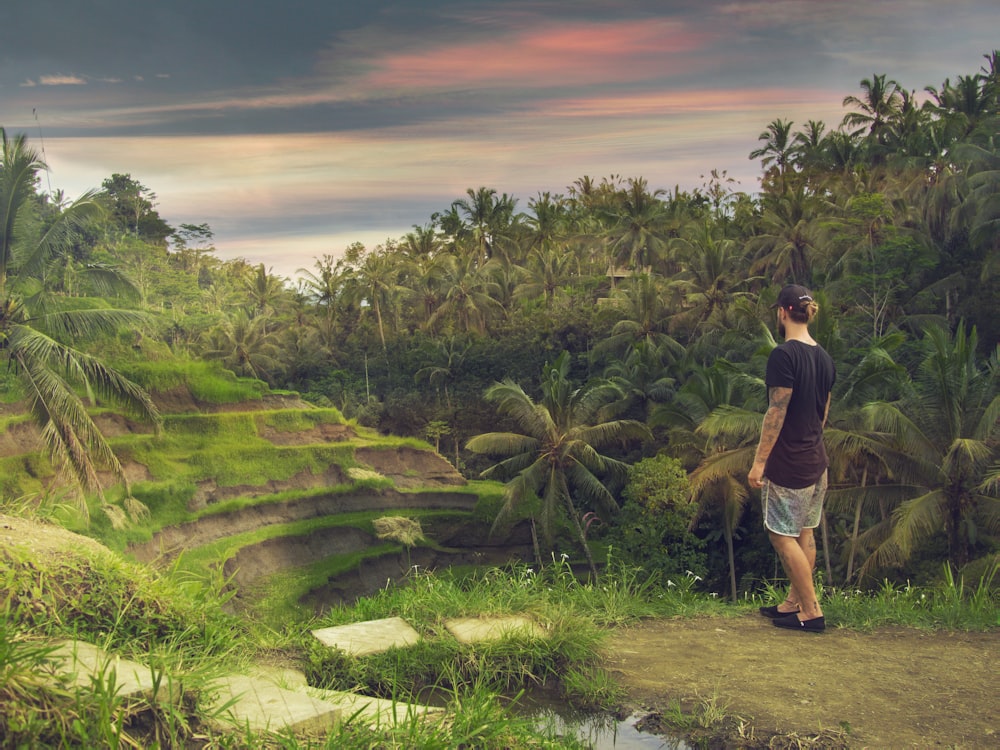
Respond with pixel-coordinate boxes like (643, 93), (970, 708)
(203, 309), (281, 383)
(245, 263), (286, 319)
(514, 245), (578, 308)
(858, 324), (1000, 574)
(0, 128), (160, 524)
(466, 352), (651, 577)
(669, 219), (751, 335)
(350, 247), (409, 350)
(599, 341), (677, 422)
(748, 185), (825, 285)
(603, 178), (672, 272)
(749, 118), (795, 192)
(592, 273), (682, 360)
(414, 335), (471, 410)
(842, 74), (905, 162)
(450, 187), (520, 265)
(681, 361), (767, 602)
(427, 253), (503, 334)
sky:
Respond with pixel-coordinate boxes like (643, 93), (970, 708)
(1, 1), (998, 280)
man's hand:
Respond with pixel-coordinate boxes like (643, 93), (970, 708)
(748, 460), (765, 489)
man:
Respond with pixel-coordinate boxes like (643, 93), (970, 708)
(748, 284), (835, 632)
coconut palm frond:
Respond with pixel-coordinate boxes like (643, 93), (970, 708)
(823, 427), (888, 463)
(477, 449), (539, 482)
(973, 394), (1000, 442)
(466, 432), (539, 458)
(28, 305), (151, 343)
(941, 438), (993, 480)
(861, 401), (938, 462)
(825, 483), (917, 515)
(696, 405), (762, 444)
(888, 489), (947, 558)
(16, 190), (104, 276)
(977, 464), (1000, 495)
(9, 324), (158, 423)
(574, 419), (651, 450)
(18, 351), (122, 506)
(565, 459), (618, 514)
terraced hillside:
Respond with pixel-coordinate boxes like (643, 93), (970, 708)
(0, 383), (530, 619)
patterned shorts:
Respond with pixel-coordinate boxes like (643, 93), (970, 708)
(762, 471), (828, 537)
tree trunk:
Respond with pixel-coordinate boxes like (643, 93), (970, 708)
(530, 519), (542, 568)
(820, 511), (833, 584)
(564, 497), (599, 581)
(725, 525), (737, 604)
(846, 468), (868, 584)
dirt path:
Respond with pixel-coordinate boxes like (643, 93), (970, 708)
(604, 616), (998, 748)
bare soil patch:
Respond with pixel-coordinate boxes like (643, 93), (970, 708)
(605, 616), (998, 748)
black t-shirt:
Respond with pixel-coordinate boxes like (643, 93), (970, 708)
(764, 340), (836, 489)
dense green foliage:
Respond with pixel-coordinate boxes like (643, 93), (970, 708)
(3, 53), (1000, 594)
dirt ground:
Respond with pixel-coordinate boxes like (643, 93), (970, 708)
(604, 616), (998, 749)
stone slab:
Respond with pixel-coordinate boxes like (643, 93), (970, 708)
(311, 616), (421, 656)
(304, 686), (444, 728)
(443, 615), (544, 644)
(47, 640), (181, 704)
(205, 674), (341, 735)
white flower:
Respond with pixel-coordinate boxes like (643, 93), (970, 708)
(667, 580), (675, 587)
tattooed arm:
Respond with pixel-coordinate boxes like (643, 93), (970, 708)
(747, 386), (792, 488)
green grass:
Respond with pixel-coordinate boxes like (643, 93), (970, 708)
(745, 562), (1000, 631)
(2, 509), (997, 748)
(119, 358), (270, 404)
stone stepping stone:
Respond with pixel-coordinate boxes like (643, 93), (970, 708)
(46, 640), (181, 704)
(204, 674), (342, 735)
(443, 615), (544, 644)
(311, 616), (421, 656)
(303, 686), (444, 728)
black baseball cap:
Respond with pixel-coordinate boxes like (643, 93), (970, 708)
(770, 284), (814, 311)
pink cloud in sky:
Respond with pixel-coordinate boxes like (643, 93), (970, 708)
(363, 19), (711, 90)
(540, 87), (848, 118)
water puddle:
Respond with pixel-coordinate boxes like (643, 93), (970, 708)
(521, 696), (690, 749)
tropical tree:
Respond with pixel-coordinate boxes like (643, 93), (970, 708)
(202, 309), (281, 383)
(592, 273), (681, 359)
(842, 74), (905, 162)
(245, 263), (287, 319)
(348, 245), (409, 350)
(748, 184), (826, 285)
(602, 178), (672, 272)
(449, 187), (520, 265)
(858, 323), (1000, 574)
(669, 219), (751, 335)
(749, 118), (796, 192)
(514, 245), (578, 308)
(427, 253), (503, 334)
(466, 351), (651, 577)
(0, 128), (160, 524)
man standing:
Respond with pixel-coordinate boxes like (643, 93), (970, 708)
(748, 284), (835, 632)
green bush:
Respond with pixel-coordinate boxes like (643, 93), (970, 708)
(606, 455), (707, 583)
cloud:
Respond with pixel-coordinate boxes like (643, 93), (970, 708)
(39, 74), (88, 86)
(359, 18), (710, 91)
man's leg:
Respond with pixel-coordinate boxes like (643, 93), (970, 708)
(769, 531), (822, 620)
(786, 528), (816, 606)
